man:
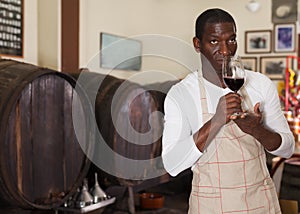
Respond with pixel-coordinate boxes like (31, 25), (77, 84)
(162, 8), (295, 213)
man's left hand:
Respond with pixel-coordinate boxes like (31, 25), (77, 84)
(233, 103), (262, 135)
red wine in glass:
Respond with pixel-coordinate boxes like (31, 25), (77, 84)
(222, 55), (245, 92)
(223, 77), (244, 92)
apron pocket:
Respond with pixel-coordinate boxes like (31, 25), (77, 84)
(189, 187), (222, 213)
(259, 178), (281, 213)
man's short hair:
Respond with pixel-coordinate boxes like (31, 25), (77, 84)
(195, 8), (236, 40)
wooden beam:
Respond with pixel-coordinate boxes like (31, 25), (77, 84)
(61, 0), (79, 73)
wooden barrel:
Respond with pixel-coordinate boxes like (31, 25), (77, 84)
(72, 71), (177, 187)
(71, 71), (183, 212)
(95, 75), (179, 163)
(279, 155), (300, 212)
(0, 59), (92, 210)
(101, 77), (165, 192)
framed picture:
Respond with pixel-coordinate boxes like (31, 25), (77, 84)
(260, 56), (290, 79)
(272, 0), (297, 24)
(245, 30), (272, 54)
(274, 23), (296, 52)
(100, 32), (142, 71)
(241, 57), (257, 71)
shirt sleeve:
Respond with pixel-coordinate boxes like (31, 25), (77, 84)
(162, 85), (202, 176)
(262, 78), (295, 158)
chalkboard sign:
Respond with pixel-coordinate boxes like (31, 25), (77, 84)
(0, 0), (23, 57)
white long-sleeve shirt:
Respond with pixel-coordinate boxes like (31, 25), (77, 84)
(162, 70), (295, 176)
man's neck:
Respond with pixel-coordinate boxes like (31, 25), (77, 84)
(201, 63), (225, 88)
(203, 71), (223, 86)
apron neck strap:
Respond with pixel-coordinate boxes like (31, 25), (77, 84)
(198, 70), (210, 123)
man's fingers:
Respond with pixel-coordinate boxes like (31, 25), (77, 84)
(230, 115), (238, 120)
(254, 102), (261, 114)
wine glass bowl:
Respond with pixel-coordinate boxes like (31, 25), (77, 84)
(222, 55), (246, 118)
(222, 55), (245, 93)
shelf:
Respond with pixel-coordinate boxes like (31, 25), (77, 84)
(55, 197), (116, 213)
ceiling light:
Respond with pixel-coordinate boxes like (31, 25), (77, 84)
(246, 0), (260, 13)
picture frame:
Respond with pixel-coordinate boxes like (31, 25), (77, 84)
(272, 0), (297, 24)
(100, 32), (142, 71)
(241, 57), (257, 71)
(245, 30), (272, 54)
(260, 56), (290, 79)
(274, 23), (296, 52)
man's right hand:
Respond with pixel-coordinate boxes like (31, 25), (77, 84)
(214, 92), (243, 124)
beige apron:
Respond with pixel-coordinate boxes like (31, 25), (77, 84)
(188, 74), (281, 214)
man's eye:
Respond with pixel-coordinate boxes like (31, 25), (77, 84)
(228, 39), (237, 44)
(210, 40), (218, 45)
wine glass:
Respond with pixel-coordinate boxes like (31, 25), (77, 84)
(222, 55), (246, 117)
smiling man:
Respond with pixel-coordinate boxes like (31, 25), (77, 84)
(162, 8), (295, 213)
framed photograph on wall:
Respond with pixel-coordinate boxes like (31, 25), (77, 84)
(274, 23), (296, 52)
(100, 32), (142, 71)
(260, 56), (290, 79)
(272, 0), (297, 24)
(241, 57), (257, 71)
(245, 30), (272, 54)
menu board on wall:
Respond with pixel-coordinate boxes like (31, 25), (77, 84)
(0, 0), (23, 57)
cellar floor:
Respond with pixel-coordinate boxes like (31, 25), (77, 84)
(0, 173), (191, 214)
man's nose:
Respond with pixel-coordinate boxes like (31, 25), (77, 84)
(219, 42), (231, 56)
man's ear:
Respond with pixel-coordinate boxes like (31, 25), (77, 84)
(193, 37), (201, 53)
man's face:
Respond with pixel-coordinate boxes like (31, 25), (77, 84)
(198, 22), (237, 73)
